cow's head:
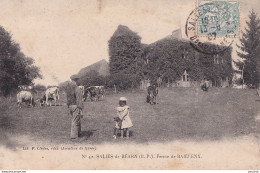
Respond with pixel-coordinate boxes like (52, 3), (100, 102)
(36, 98), (44, 107)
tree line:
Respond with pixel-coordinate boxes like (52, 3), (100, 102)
(234, 10), (260, 88)
(0, 26), (41, 96)
(106, 10), (260, 89)
(60, 10), (260, 91)
(107, 24), (233, 89)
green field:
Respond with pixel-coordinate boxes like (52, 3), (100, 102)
(0, 87), (258, 147)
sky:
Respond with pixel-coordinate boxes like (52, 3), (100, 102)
(0, 0), (259, 86)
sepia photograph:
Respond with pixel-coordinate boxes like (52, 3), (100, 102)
(0, 0), (259, 170)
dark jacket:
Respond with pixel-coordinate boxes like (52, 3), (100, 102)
(67, 85), (84, 110)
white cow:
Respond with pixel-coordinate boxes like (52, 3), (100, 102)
(79, 85), (85, 95)
(17, 91), (34, 108)
(45, 87), (60, 106)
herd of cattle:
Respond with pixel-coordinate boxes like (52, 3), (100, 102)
(16, 85), (105, 108)
(16, 79), (259, 108)
(16, 83), (158, 108)
(80, 85), (105, 102)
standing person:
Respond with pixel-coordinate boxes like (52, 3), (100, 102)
(113, 97), (133, 139)
(147, 79), (151, 88)
(67, 76), (84, 140)
(201, 78), (210, 92)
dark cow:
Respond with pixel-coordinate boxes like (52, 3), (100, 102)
(96, 86), (105, 100)
(84, 86), (99, 101)
(38, 94), (54, 107)
(201, 80), (210, 92)
(146, 84), (158, 105)
(83, 86), (105, 102)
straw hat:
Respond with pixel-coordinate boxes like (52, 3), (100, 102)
(119, 97), (127, 101)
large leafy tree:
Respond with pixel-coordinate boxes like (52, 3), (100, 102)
(234, 10), (260, 88)
(0, 26), (42, 96)
(145, 39), (204, 84)
(108, 25), (142, 76)
(107, 25), (233, 89)
(144, 39), (232, 85)
(201, 48), (233, 86)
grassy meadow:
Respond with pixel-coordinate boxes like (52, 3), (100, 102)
(0, 87), (259, 147)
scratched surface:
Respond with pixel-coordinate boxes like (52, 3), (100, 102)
(0, 0), (260, 170)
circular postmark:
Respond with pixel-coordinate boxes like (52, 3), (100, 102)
(185, 1), (239, 54)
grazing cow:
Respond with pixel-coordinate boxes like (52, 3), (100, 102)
(201, 80), (210, 92)
(146, 84), (158, 105)
(38, 94), (54, 107)
(95, 85), (105, 100)
(84, 86), (100, 101)
(44, 87), (60, 106)
(17, 91), (35, 108)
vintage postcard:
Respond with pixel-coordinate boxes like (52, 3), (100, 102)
(0, 0), (260, 170)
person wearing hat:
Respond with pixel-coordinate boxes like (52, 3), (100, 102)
(113, 97), (133, 139)
(67, 75), (84, 140)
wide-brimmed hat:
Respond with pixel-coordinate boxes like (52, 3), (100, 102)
(70, 75), (80, 81)
(119, 97), (127, 101)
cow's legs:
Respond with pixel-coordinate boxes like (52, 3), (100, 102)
(149, 94), (154, 105)
(46, 95), (49, 106)
(18, 102), (22, 108)
(146, 95), (150, 103)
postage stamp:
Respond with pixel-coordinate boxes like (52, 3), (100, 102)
(185, 0), (240, 54)
(197, 0), (240, 36)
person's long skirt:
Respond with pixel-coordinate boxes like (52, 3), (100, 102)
(69, 105), (81, 139)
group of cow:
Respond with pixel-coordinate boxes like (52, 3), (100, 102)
(79, 85), (105, 102)
(146, 84), (159, 105)
(17, 86), (60, 108)
(16, 79), (223, 108)
(16, 85), (105, 108)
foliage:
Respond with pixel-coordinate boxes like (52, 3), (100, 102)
(59, 80), (76, 96)
(234, 10), (260, 88)
(143, 39), (232, 85)
(107, 25), (233, 90)
(0, 26), (42, 96)
(31, 84), (46, 93)
(201, 48), (233, 85)
(77, 70), (105, 87)
(105, 74), (138, 90)
(108, 25), (142, 77)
